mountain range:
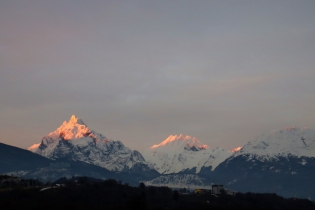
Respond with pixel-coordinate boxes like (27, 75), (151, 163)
(1, 115), (314, 199)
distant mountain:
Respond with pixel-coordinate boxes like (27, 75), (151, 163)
(214, 127), (315, 199)
(142, 134), (231, 174)
(29, 115), (157, 175)
(232, 127), (315, 160)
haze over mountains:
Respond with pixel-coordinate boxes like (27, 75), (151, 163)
(0, 115), (313, 199)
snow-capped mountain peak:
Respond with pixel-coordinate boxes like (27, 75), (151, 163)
(143, 134), (231, 174)
(233, 127), (315, 161)
(29, 115), (154, 172)
(215, 127), (315, 199)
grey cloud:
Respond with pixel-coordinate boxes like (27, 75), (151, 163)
(1, 0), (315, 151)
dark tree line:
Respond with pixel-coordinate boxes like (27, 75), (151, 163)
(0, 175), (314, 210)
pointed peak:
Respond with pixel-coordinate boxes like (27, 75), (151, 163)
(70, 115), (78, 122)
(68, 115), (85, 125)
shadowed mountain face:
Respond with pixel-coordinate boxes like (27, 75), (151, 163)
(0, 142), (52, 174)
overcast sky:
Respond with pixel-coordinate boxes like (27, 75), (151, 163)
(1, 0), (315, 151)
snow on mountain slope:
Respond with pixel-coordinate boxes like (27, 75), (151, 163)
(142, 134), (231, 174)
(144, 174), (212, 190)
(29, 115), (153, 172)
(214, 127), (315, 199)
(232, 127), (315, 161)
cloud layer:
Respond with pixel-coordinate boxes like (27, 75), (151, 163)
(1, 0), (315, 150)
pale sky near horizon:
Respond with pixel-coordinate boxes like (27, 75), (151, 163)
(1, 0), (315, 151)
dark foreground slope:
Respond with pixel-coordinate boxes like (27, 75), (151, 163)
(1, 178), (314, 210)
(0, 142), (52, 173)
